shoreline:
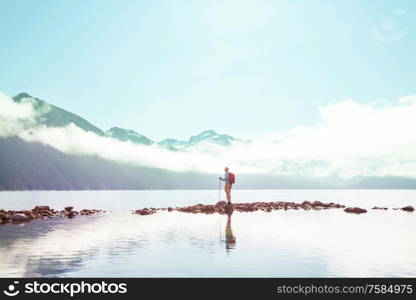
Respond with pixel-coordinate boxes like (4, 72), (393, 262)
(0, 206), (103, 225)
(1, 201), (414, 226)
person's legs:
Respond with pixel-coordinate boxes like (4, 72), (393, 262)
(225, 183), (231, 202)
(224, 184), (229, 201)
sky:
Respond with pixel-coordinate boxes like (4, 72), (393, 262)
(0, 0), (415, 141)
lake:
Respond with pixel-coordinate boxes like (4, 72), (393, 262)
(0, 189), (415, 277)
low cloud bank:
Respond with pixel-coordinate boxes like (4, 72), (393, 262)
(1, 91), (416, 178)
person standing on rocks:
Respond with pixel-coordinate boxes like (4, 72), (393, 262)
(219, 167), (234, 203)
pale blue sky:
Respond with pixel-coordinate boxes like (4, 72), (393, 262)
(0, 0), (415, 140)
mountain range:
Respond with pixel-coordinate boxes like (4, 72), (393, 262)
(1, 92), (416, 190)
(14, 93), (105, 136)
(13, 92), (248, 151)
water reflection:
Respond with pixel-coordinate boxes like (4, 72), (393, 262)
(225, 210), (236, 251)
(1, 202), (416, 277)
(0, 213), (151, 277)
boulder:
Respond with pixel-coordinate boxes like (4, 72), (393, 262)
(67, 211), (76, 218)
(215, 201), (227, 208)
(64, 206), (74, 212)
(33, 206), (50, 212)
(10, 213), (29, 222)
(0, 213), (7, 224)
(344, 207), (367, 214)
(135, 208), (155, 215)
(401, 206), (414, 212)
(225, 202), (234, 214)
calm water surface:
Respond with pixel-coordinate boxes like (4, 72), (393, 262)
(0, 190), (415, 277)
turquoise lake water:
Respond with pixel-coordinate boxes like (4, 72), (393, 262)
(0, 189), (415, 277)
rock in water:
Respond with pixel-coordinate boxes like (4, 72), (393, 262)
(10, 213), (29, 222)
(64, 206), (74, 212)
(33, 206), (50, 212)
(344, 207), (367, 214)
(67, 211), (76, 218)
(401, 206), (414, 212)
(215, 201), (227, 208)
(134, 208), (156, 215)
(225, 202), (234, 214)
(312, 201), (325, 207)
(0, 213), (8, 224)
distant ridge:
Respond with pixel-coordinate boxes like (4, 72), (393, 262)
(105, 127), (154, 145)
(13, 93), (105, 136)
(12, 93), (248, 150)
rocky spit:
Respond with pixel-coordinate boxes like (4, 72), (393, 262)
(0, 206), (103, 225)
(1, 202), (414, 225)
(173, 200), (346, 214)
(134, 201), (414, 216)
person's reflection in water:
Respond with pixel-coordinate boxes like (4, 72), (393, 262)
(225, 203), (236, 251)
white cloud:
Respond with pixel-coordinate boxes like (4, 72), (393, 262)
(0, 91), (38, 137)
(1, 92), (416, 178)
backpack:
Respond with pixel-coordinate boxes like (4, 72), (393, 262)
(228, 172), (235, 184)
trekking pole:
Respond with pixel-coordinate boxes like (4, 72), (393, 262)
(219, 177), (222, 242)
